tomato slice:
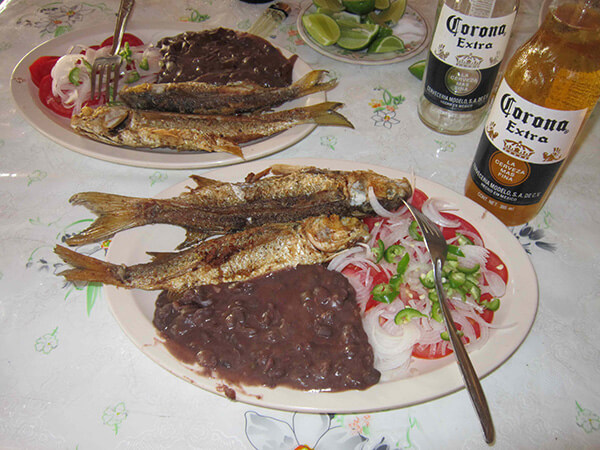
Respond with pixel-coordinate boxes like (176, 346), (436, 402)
(101, 33), (144, 48)
(410, 188), (429, 210)
(412, 342), (453, 359)
(29, 56), (60, 88)
(38, 74), (73, 118)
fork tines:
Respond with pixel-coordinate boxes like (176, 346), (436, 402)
(90, 56), (122, 102)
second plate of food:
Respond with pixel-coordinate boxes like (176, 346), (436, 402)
(10, 22), (331, 169)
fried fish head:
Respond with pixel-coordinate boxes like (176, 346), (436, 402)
(302, 215), (369, 253)
(346, 170), (413, 212)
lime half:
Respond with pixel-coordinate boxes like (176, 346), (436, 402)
(313, 0), (345, 12)
(408, 59), (426, 80)
(368, 0), (407, 25)
(367, 34), (405, 53)
(302, 13), (341, 46)
(337, 22), (380, 50)
(374, 0), (390, 9)
(341, 0), (376, 15)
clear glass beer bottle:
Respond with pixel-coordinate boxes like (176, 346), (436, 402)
(464, 0), (600, 226)
(418, 0), (519, 134)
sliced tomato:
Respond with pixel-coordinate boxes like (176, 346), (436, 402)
(410, 188), (429, 210)
(342, 264), (389, 312)
(101, 33), (144, 48)
(29, 56), (60, 88)
(412, 342), (453, 359)
(38, 74), (73, 118)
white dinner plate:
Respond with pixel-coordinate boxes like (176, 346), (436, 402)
(10, 22), (327, 169)
(104, 158), (538, 413)
(297, 2), (431, 65)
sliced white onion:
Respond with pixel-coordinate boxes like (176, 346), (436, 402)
(422, 198), (461, 228)
(367, 187), (407, 218)
(483, 270), (507, 297)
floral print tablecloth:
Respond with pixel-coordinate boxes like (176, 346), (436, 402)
(1, 0), (599, 448)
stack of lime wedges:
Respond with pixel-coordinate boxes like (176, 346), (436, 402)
(302, 0), (407, 53)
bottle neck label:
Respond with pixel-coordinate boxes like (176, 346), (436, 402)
(429, 4), (516, 71)
(486, 79), (588, 164)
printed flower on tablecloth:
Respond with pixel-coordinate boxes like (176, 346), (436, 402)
(103, 402), (128, 435)
(370, 87), (405, 129)
(512, 222), (556, 254)
(576, 401), (600, 434)
(287, 28), (305, 47)
(181, 9), (210, 23)
(17, 3), (110, 37)
(245, 411), (365, 449)
(35, 327), (59, 354)
(372, 109), (400, 129)
(321, 135), (338, 151)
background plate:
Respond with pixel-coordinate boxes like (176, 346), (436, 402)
(10, 22), (326, 169)
(105, 158), (538, 413)
(297, 2), (430, 65)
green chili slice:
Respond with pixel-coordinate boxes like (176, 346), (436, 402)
(483, 297), (501, 311)
(372, 239), (385, 263)
(449, 271), (466, 288)
(371, 283), (398, 304)
(408, 220), (423, 241)
(457, 263), (480, 274)
(125, 71), (141, 84)
(456, 233), (474, 246)
(396, 253), (410, 278)
(68, 67), (81, 86)
(394, 308), (426, 325)
(384, 244), (404, 263)
(419, 270), (435, 289)
(139, 57), (149, 71)
(430, 301), (443, 322)
(440, 330), (463, 341)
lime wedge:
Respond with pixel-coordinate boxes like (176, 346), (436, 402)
(374, 0), (390, 9)
(332, 10), (361, 23)
(313, 0), (345, 12)
(368, 0), (407, 25)
(302, 13), (341, 46)
(337, 22), (380, 50)
(408, 59), (426, 80)
(341, 0), (376, 15)
(367, 34), (405, 53)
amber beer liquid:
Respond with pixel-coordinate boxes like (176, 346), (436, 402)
(465, 0), (600, 226)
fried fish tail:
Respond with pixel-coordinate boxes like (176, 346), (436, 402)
(54, 245), (127, 286)
(280, 102), (354, 129)
(293, 70), (338, 98)
(64, 192), (147, 246)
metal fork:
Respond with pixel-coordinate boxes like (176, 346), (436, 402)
(90, 0), (135, 101)
(401, 198), (495, 444)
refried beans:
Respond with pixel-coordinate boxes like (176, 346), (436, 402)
(153, 264), (380, 392)
(156, 28), (298, 87)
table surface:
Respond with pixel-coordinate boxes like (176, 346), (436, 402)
(1, 0), (599, 448)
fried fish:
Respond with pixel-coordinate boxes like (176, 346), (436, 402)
(55, 215), (369, 293)
(70, 102), (353, 156)
(119, 70), (338, 115)
(64, 165), (412, 247)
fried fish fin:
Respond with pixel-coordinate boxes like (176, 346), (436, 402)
(54, 245), (127, 286)
(64, 192), (148, 246)
(176, 228), (212, 250)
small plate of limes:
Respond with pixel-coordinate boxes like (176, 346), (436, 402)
(297, 0), (430, 65)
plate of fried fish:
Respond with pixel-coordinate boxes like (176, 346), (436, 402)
(54, 158), (538, 413)
(11, 24), (349, 169)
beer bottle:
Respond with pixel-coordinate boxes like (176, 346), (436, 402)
(465, 0), (600, 226)
(418, 0), (519, 135)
